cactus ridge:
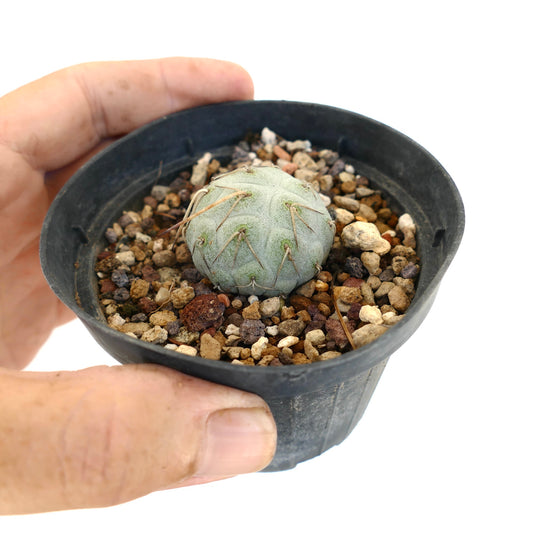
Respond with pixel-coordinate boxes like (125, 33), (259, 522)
(184, 166), (335, 296)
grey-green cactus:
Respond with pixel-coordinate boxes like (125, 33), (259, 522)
(183, 166), (335, 296)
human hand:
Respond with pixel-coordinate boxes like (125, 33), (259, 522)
(0, 58), (277, 514)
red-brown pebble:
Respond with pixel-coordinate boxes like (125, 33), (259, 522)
(181, 294), (226, 332)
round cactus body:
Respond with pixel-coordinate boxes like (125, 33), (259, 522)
(184, 166), (335, 296)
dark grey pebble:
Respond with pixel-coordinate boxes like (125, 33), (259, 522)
(113, 287), (130, 302)
(345, 256), (368, 278)
(111, 268), (130, 288)
(401, 262), (420, 279)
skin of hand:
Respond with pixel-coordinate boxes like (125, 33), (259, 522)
(0, 58), (277, 514)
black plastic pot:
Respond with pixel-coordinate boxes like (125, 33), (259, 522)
(40, 101), (464, 471)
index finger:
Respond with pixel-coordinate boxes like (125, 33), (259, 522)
(0, 57), (254, 171)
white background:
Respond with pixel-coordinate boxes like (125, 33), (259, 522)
(1, 1), (531, 531)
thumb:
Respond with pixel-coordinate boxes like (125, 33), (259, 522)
(0, 364), (277, 514)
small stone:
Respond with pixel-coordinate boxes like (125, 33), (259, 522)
(115, 251), (136, 266)
(325, 318), (353, 348)
(260, 297), (281, 317)
(199, 333), (221, 360)
(165, 320), (181, 336)
(334, 207), (355, 227)
(261, 127), (277, 145)
(277, 336), (299, 349)
(392, 256), (409, 274)
(130, 279), (150, 300)
(105, 228), (118, 244)
(292, 353), (311, 365)
(341, 221), (391, 255)
(393, 277), (416, 297)
(352, 324), (388, 348)
(294, 168), (318, 182)
(137, 297), (158, 315)
(336, 286), (363, 305)
(281, 161), (298, 175)
(379, 268), (395, 282)
(141, 264), (160, 282)
(278, 319), (306, 337)
(242, 301), (262, 320)
(278, 348), (293, 365)
(175, 243), (193, 264)
(113, 287), (130, 303)
(149, 310), (178, 327)
(257, 355), (276, 366)
(382, 312), (403, 326)
(181, 294), (226, 332)
(374, 282), (395, 299)
(225, 324), (241, 336)
(151, 185), (170, 202)
(305, 329), (326, 346)
(141, 326), (168, 344)
(154, 286), (171, 305)
(152, 250), (177, 267)
(285, 139), (312, 152)
(171, 286), (195, 309)
(225, 346), (242, 360)
(177, 345), (197, 357)
(251, 336), (269, 360)
(119, 322), (151, 337)
(172, 327), (200, 345)
(107, 313), (126, 329)
(280, 306), (296, 320)
(240, 319), (266, 345)
(190, 152), (212, 186)
(361, 252), (381, 275)
(319, 351), (342, 361)
(265, 325), (279, 336)
(131, 312), (147, 323)
(289, 294), (312, 311)
(358, 203), (378, 222)
(397, 213), (416, 234)
(293, 151), (319, 170)
(401, 262), (420, 279)
(359, 305), (383, 325)
(304, 339), (319, 361)
(344, 256), (368, 278)
(388, 285), (411, 313)
(333, 196), (360, 212)
(296, 280), (316, 298)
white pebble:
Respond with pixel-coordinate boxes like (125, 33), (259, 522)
(359, 305), (383, 325)
(135, 232), (152, 244)
(141, 326), (168, 344)
(382, 312), (403, 326)
(266, 325), (279, 336)
(177, 345), (198, 357)
(114, 251), (136, 266)
(305, 329), (326, 346)
(341, 221), (391, 255)
(398, 213), (416, 233)
(261, 127), (277, 145)
(155, 287), (171, 305)
(251, 336), (269, 360)
(248, 294), (259, 304)
(225, 324), (241, 336)
(108, 313), (126, 328)
(277, 336), (299, 349)
(152, 238), (165, 253)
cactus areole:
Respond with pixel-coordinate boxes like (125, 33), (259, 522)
(184, 166), (336, 296)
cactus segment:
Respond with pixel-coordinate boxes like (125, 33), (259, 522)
(184, 166), (335, 296)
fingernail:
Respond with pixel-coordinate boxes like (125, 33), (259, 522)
(196, 407), (277, 477)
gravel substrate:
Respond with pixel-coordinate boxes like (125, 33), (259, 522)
(95, 128), (420, 366)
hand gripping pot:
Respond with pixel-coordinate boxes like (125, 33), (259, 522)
(40, 101), (465, 471)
